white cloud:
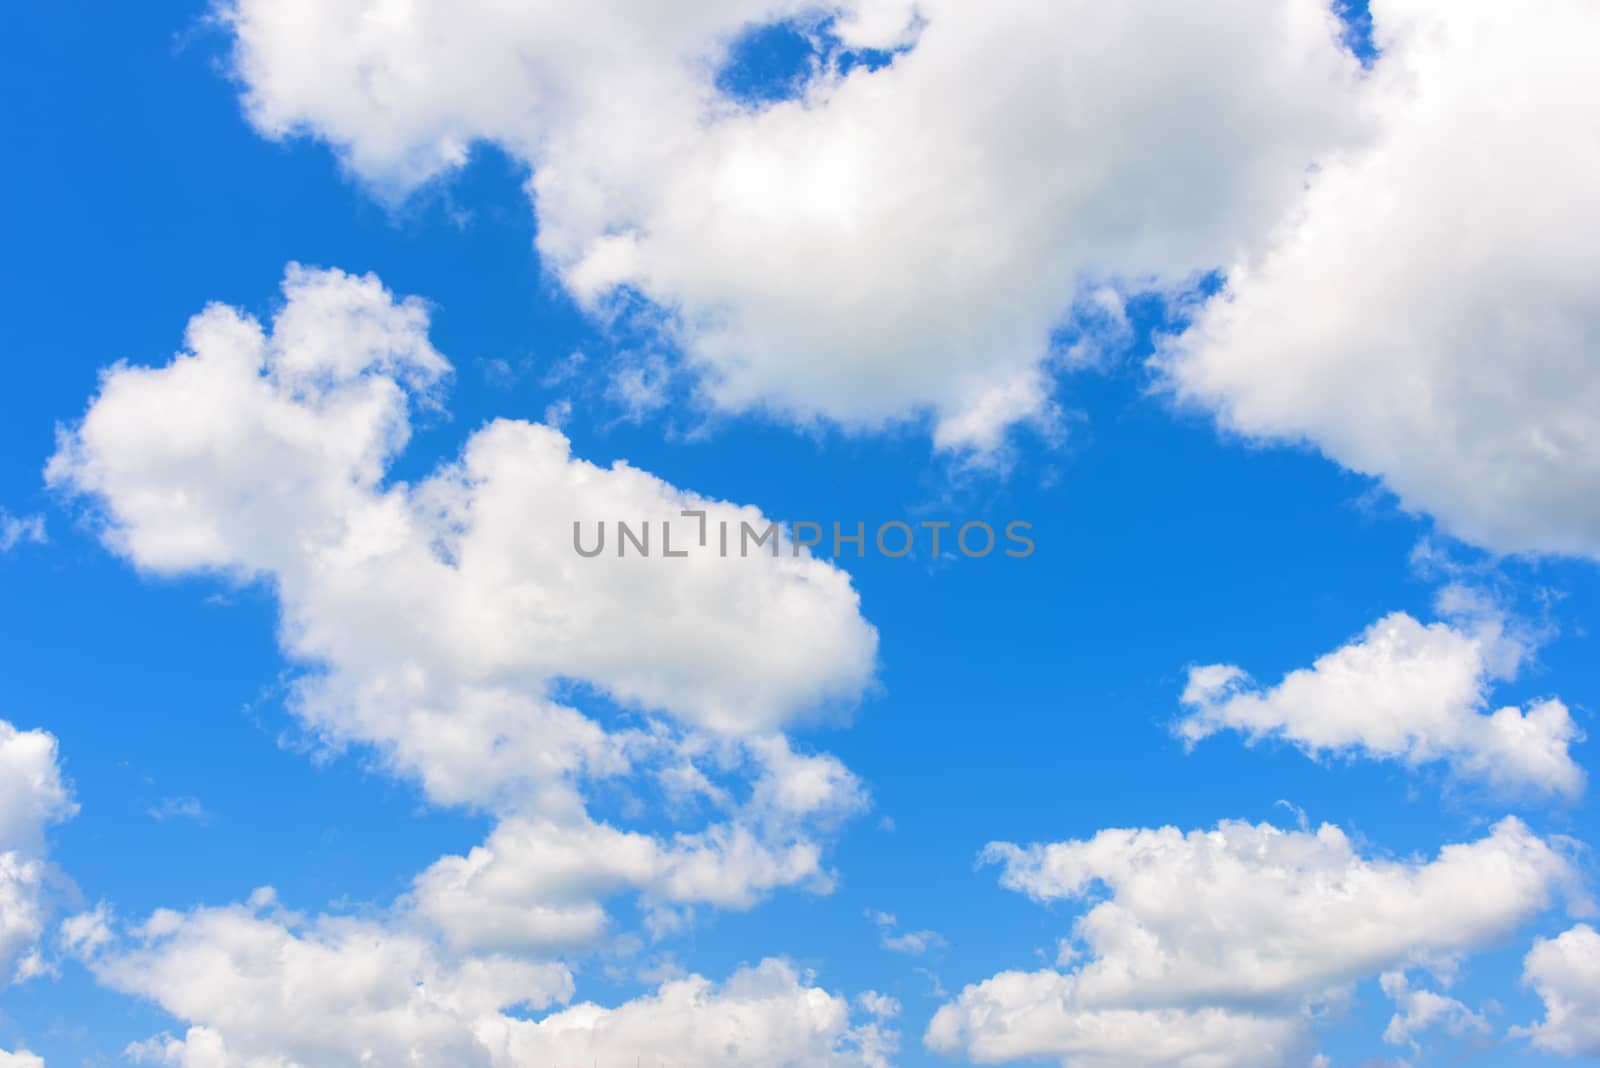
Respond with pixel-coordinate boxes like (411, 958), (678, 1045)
(96, 892), (573, 1068)
(0, 511), (45, 553)
(1379, 970), (1487, 1049)
(50, 265), (887, 1061)
(867, 909), (943, 956)
(1160, 0), (1600, 559)
(58, 903), (114, 959)
(410, 807), (845, 955)
(929, 817), (1574, 1066)
(929, 982), (1307, 1068)
(147, 797), (208, 824)
(1515, 923), (1600, 1056)
(78, 739), (875, 1064)
(0, 1051), (44, 1068)
(1177, 597), (1584, 799)
(881, 929), (943, 956)
(857, 990), (900, 1019)
(493, 959), (894, 1068)
(88, 896), (885, 1068)
(606, 352), (673, 423)
(47, 265), (877, 813)
(0, 719), (75, 984)
(217, 0), (1600, 523)
(0, 722), (74, 853)
(218, 0), (1371, 454)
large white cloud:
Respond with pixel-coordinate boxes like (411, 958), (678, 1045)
(96, 891), (572, 1068)
(220, 0), (1600, 545)
(1515, 924), (1600, 1057)
(928, 816), (1575, 1066)
(218, 0), (1369, 452)
(0, 719), (75, 983)
(49, 265), (887, 1060)
(68, 737), (875, 1063)
(47, 265), (876, 811)
(1177, 593), (1585, 799)
(1161, 0), (1600, 558)
(83, 893), (888, 1068)
(492, 958), (895, 1067)
(929, 973), (1305, 1068)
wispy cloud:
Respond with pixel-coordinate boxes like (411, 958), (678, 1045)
(147, 797), (209, 824)
(0, 509), (45, 552)
(867, 909), (945, 956)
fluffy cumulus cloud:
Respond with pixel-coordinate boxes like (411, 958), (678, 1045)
(97, 891), (572, 1068)
(410, 805), (845, 955)
(0, 719), (75, 984)
(218, 0), (1371, 452)
(1177, 592), (1584, 799)
(930, 986), (1305, 1068)
(49, 266), (885, 1063)
(48, 264), (875, 807)
(219, 0), (1600, 541)
(928, 817), (1575, 1066)
(0, 1051), (44, 1068)
(83, 893), (887, 1068)
(494, 959), (894, 1067)
(1162, 0), (1600, 558)
(1515, 924), (1600, 1057)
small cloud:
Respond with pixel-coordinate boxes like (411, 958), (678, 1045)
(541, 350), (587, 388)
(0, 509), (46, 552)
(543, 398), (573, 428)
(867, 908), (945, 955)
(1053, 285), (1133, 370)
(915, 966), (948, 1000)
(147, 796), (209, 823)
(882, 928), (946, 954)
(857, 991), (901, 1019)
(481, 357), (516, 388)
(480, 354), (542, 390)
(13, 948), (54, 983)
(60, 903), (116, 960)
(1274, 799), (1311, 832)
(607, 353), (672, 423)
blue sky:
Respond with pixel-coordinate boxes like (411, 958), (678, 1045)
(2, 2), (1598, 1067)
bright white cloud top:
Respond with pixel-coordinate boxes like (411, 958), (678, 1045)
(1517, 923), (1600, 1057)
(217, 0), (1371, 453)
(48, 265), (877, 808)
(929, 817), (1577, 1067)
(1161, 0), (1600, 559)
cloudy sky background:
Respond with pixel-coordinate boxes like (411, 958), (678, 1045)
(1, 1), (1598, 1065)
